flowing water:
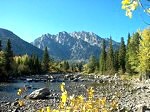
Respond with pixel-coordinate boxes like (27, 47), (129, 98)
(0, 75), (90, 102)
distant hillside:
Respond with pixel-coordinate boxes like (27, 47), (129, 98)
(32, 31), (120, 60)
(0, 28), (43, 57)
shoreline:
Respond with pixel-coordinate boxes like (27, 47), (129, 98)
(0, 75), (150, 112)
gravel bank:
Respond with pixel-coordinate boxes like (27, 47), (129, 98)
(0, 75), (150, 112)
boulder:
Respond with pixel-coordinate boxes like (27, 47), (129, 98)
(27, 88), (50, 99)
(136, 105), (150, 112)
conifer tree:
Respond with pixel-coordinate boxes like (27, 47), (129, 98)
(4, 39), (13, 72)
(87, 55), (97, 73)
(125, 33), (131, 73)
(99, 39), (107, 74)
(106, 37), (114, 73)
(78, 62), (83, 72)
(114, 50), (119, 72)
(35, 56), (41, 73)
(28, 55), (34, 74)
(119, 37), (126, 73)
(42, 47), (49, 72)
(63, 61), (69, 71)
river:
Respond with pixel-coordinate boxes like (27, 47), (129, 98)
(0, 74), (91, 102)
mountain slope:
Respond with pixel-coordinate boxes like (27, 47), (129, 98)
(0, 28), (43, 57)
(32, 31), (120, 60)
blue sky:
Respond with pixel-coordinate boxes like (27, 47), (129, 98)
(0, 0), (149, 43)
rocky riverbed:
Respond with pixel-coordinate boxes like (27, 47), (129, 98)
(0, 74), (150, 112)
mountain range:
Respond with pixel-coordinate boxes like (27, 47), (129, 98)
(0, 28), (120, 60)
(0, 28), (43, 58)
(31, 31), (120, 60)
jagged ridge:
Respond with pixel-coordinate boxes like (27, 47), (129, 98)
(32, 31), (120, 60)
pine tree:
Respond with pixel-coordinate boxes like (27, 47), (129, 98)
(4, 39), (13, 73)
(114, 50), (119, 72)
(118, 37), (126, 73)
(28, 55), (34, 74)
(106, 37), (114, 74)
(78, 62), (83, 72)
(99, 39), (107, 74)
(125, 33), (132, 73)
(42, 47), (49, 72)
(138, 29), (150, 80)
(87, 55), (97, 73)
(63, 61), (69, 71)
(35, 56), (41, 73)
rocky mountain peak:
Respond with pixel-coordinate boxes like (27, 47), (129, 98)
(32, 31), (120, 60)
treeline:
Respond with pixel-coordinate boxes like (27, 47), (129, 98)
(0, 28), (149, 81)
(83, 28), (150, 80)
(0, 40), (83, 81)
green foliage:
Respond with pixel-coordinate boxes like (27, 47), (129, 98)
(0, 51), (7, 80)
(14, 55), (27, 74)
(0, 51), (6, 66)
(138, 28), (150, 79)
(114, 50), (119, 72)
(4, 39), (13, 74)
(46, 60), (83, 73)
(0, 28), (149, 81)
(99, 39), (107, 74)
(86, 55), (98, 73)
(62, 61), (69, 71)
(13, 54), (42, 75)
(127, 32), (140, 73)
(106, 37), (114, 74)
(125, 33), (132, 73)
(42, 47), (49, 72)
(0, 39), (14, 80)
(77, 62), (83, 72)
(119, 37), (126, 73)
(69, 62), (83, 73)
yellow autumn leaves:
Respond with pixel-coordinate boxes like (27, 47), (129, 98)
(138, 28), (150, 74)
(60, 82), (68, 108)
(17, 87), (27, 107)
(17, 88), (22, 96)
(121, 0), (138, 18)
(38, 82), (119, 112)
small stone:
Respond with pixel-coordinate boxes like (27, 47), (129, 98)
(5, 102), (11, 105)
(12, 108), (20, 112)
(11, 101), (18, 107)
(15, 98), (19, 101)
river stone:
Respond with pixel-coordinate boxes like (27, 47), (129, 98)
(5, 102), (11, 106)
(137, 105), (150, 112)
(27, 88), (50, 99)
(11, 101), (18, 106)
